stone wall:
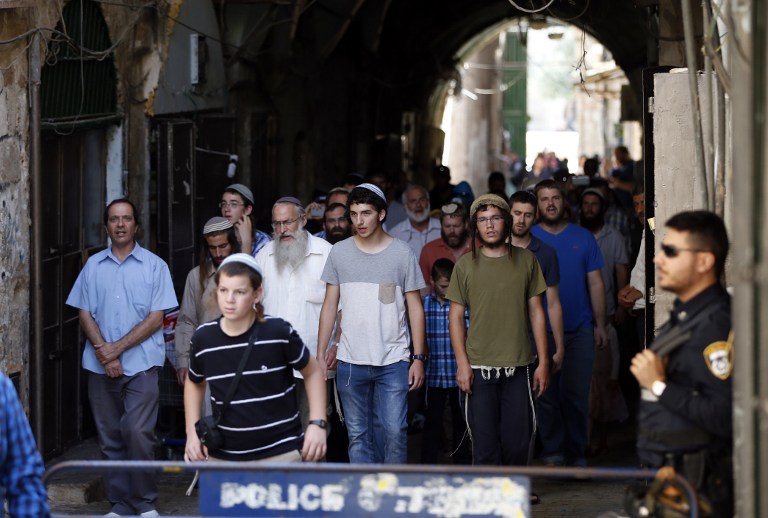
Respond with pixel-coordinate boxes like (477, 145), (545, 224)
(0, 3), (62, 406)
(101, 0), (176, 241)
(0, 0), (173, 408)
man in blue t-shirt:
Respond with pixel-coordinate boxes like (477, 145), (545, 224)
(531, 180), (606, 468)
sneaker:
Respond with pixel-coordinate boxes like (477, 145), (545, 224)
(139, 511), (159, 518)
(103, 513), (120, 517)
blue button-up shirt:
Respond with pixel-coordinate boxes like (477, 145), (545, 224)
(0, 374), (50, 518)
(389, 217), (442, 259)
(66, 242), (178, 376)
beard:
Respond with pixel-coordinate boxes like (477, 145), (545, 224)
(477, 230), (507, 250)
(273, 228), (309, 270)
(405, 205), (431, 224)
(580, 212), (604, 232)
(511, 225), (530, 238)
(539, 206), (564, 226)
(478, 234), (507, 250)
(442, 229), (468, 248)
(327, 225), (350, 245)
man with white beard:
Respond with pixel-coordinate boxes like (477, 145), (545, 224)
(388, 184), (441, 259)
(254, 196), (333, 427)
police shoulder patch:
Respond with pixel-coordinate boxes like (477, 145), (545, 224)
(703, 336), (733, 380)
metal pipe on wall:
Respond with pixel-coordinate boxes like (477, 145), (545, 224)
(29, 31), (44, 446)
(704, 0), (727, 216)
(714, 77), (727, 218)
(702, 1), (715, 210)
(680, 0), (709, 209)
(730, 0), (758, 514)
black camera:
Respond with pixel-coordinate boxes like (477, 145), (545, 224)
(195, 416), (224, 452)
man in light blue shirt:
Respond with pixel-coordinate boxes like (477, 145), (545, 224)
(387, 184), (441, 259)
(66, 198), (177, 518)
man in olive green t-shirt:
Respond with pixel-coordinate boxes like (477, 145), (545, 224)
(447, 194), (549, 466)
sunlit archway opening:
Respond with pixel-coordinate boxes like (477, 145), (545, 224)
(438, 18), (641, 197)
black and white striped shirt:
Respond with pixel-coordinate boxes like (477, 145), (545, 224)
(189, 316), (310, 460)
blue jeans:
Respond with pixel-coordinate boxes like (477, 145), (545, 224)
(336, 360), (409, 464)
(536, 327), (595, 466)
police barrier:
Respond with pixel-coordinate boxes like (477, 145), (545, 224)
(43, 460), (696, 517)
(203, 467), (529, 516)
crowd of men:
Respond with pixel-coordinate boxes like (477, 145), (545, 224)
(1, 154), (733, 516)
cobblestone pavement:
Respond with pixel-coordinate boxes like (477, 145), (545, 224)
(47, 423), (641, 517)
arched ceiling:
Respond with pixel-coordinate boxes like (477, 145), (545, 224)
(224, 0), (652, 95)
(372, 0), (651, 105)
(217, 0), (655, 188)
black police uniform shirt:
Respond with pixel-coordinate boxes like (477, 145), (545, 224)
(637, 283), (732, 467)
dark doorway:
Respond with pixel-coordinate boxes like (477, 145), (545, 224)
(40, 128), (108, 457)
(153, 115), (237, 295)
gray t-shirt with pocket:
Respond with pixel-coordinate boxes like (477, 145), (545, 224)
(321, 237), (426, 366)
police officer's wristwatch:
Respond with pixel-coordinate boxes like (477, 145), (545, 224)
(411, 354), (428, 362)
(651, 380), (667, 397)
(308, 419), (328, 429)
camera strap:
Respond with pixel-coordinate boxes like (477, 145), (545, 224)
(214, 323), (260, 425)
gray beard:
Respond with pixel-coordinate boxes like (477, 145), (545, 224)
(405, 206), (431, 224)
(274, 229), (309, 270)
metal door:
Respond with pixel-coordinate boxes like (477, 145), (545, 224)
(641, 66), (673, 344)
(154, 116), (238, 291)
(40, 129), (106, 457)
(155, 120), (196, 297)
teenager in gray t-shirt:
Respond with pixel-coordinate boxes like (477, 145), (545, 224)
(317, 183), (427, 464)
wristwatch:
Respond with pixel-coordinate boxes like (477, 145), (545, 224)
(308, 419), (328, 429)
(651, 380), (667, 398)
(410, 354), (428, 362)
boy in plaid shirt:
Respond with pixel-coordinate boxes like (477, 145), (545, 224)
(420, 258), (471, 464)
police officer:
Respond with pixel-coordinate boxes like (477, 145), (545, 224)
(630, 210), (733, 516)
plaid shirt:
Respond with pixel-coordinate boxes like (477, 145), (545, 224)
(423, 294), (468, 388)
(0, 374), (50, 518)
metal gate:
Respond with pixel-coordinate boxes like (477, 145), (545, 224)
(154, 116), (237, 296)
(40, 129), (107, 457)
(155, 119), (197, 297)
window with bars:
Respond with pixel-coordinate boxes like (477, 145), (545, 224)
(40, 0), (118, 126)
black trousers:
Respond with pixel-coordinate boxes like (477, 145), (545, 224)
(420, 386), (471, 464)
(466, 366), (532, 466)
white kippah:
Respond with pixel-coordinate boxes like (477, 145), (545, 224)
(218, 253), (264, 277)
(356, 183), (387, 203)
